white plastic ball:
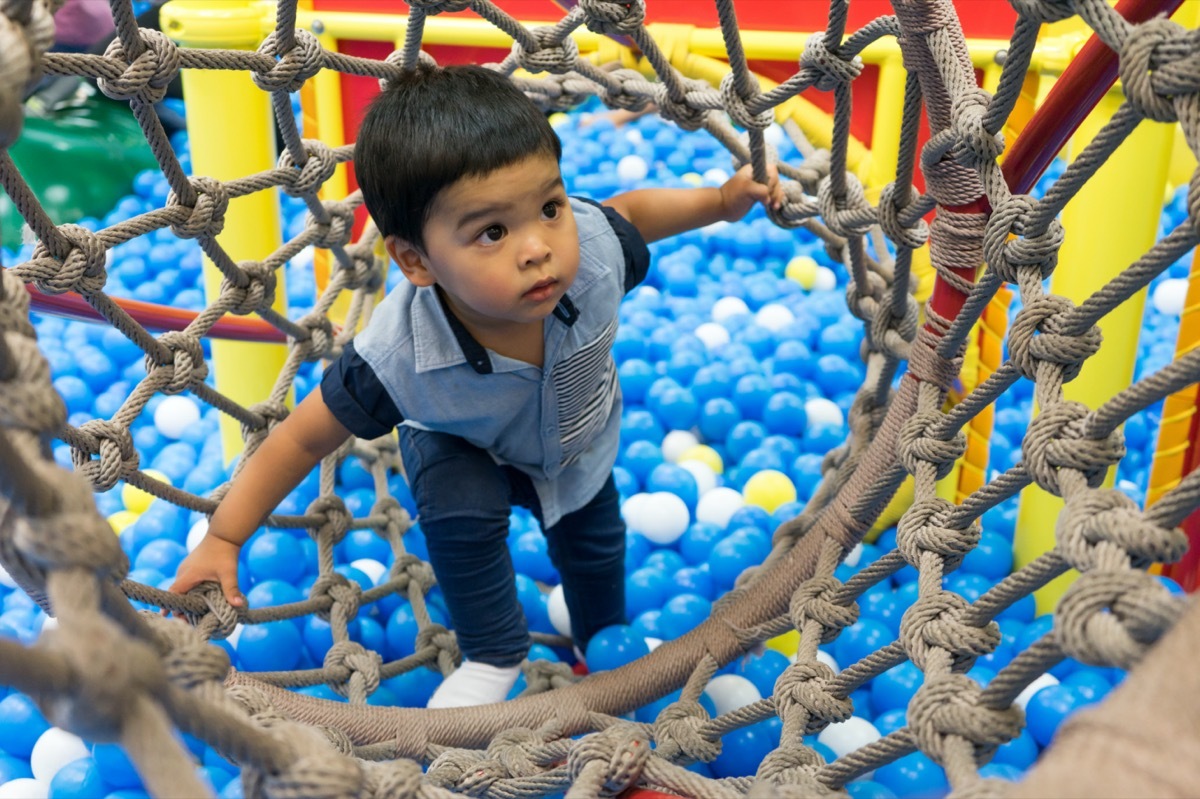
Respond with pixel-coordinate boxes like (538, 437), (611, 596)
(187, 518), (209, 553)
(30, 727), (90, 782)
(153, 395), (202, 440)
(818, 716), (882, 760)
(805, 397), (845, 428)
(548, 584), (572, 638)
(0, 779), (48, 799)
(350, 558), (387, 585)
(617, 154), (650, 183)
(764, 123), (787, 148)
(645, 636), (663, 652)
(662, 431), (701, 463)
(695, 487), (746, 528)
(38, 616), (59, 639)
(679, 461), (718, 496)
(704, 674), (762, 716)
(844, 543), (863, 568)
(814, 266), (838, 292)
(0, 561), (16, 589)
(816, 649), (840, 673)
(226, 623), (244, 648)
(712, 296), (751, 323)
(694, 322), (732, 351)
(703, 167), (731, 185)
(754, 303), (796, 332)
(624, 128), (644, 145)
(1152, 278), (1188, 316)
(1015, 672), (1060, 711)
(631, 492), (691, 545)
(621, 493), (657, 532)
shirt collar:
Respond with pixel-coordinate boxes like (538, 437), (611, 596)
(411, 286), (579, 375)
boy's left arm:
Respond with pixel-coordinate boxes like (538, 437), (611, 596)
(602, 164), (784, 243)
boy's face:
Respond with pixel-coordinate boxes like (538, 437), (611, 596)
(388, 154), (579, 334)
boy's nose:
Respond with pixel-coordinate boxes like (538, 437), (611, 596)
(519, 235), (552, 267)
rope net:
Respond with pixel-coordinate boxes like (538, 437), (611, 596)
(0, 0), (1199, 796)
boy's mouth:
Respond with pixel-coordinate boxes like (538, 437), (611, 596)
(524, 277), (558, 300)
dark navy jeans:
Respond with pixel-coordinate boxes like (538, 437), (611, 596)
(397, 426), (627, 667)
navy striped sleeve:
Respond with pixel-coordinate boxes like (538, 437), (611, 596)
(320, 340), (403, 440)
(575, 197), (651, 293)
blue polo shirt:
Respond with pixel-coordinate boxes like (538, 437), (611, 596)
(321, 198), (650, 527)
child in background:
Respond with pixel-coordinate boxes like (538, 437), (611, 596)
(171, 64), (781, 707)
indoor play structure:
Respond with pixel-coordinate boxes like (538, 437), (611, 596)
(2, 0), (1200, 797)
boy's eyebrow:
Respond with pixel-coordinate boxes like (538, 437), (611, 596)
(454, 175), (565, 231)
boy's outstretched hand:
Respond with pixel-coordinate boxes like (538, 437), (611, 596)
(720, 163), (784, 221)
(168, 534), (246, 610)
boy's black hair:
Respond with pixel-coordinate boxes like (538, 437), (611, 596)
(354, 64), (562, 251)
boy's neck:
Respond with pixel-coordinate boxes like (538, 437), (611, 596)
(436, 287), (546, 368)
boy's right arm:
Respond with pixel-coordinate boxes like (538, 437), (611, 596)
(169, 385), (353, 607)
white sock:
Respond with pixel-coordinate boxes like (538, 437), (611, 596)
(427, 661), (521, 709)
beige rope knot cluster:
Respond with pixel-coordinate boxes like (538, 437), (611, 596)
(1021, 401), (1124, 494)
(307, 200), (357, 251)
(415, 623), (462, 673)
(252, 28), (325, 93)
(1056, 489), (1187, 570)
(772, 661), (853, 735)
(899, 591), (1001, 671)
(277, 140), (341, 198)
(816, 173), (875, 238)
(755, 745), (839, 797)
(1007, 295), (1101, 383)
(98, 28), (181, 105)
(790, 575), (859, 643)
(579, 0), (646, 36)
(950, 88), (1005, 169)
(292, 312), (337, 361)
(27, 224), (108, 296)
(1118, 17), (1200, 124)
(652, 78), (714, 131)
(223, 261), (279, 316)
(147, 329), (208, 394)
(513, 24), (582, 75)
(69, 418), (139, 492)
(719, 73), (775, 131)
(800, 33), (864, 92)
(324, 640), (383, 700)
(899, 412), (968, 482)
(906, 675), (1022, 764)
(896, 497), (981, 573)
(521, 658), (577, 695)
(1054, 571), (1184, 669)
(652, 700), (722, 763)
(168, 176), (229, 240)
(567, 724), (651, 797)
(982, 194), (1063, 284)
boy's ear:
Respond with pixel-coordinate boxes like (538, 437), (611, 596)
(385, 235), (436, 287)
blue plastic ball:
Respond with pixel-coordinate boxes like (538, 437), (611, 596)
(671, 565), (714, 599)
(626, 566), (672, 618)
(871, 662), (924, 715)
(620, 440), (664, 485)
(658, 593), (712, 639)
(736, 649), (790, 698)
(733, 374), (773, 420)
(236, 621), (303, 671)
(0, 693), (51, 757)
(1026, 684), (1090, 746)
(0, 753), (32, 783)
(699, 398), (742, 443)
(585, 625), (651, 672)
(762, 391), (807, 436)
(511, 530), (559, 584)
(621, 409), (665, 447)
(874, 752), (948, 798)
(834, 619), (893, 671)
(679, 522), (724, 565)
(726, 421), (768, 462)
(646, 463), (699, 510)
(50, 757), (107, 799)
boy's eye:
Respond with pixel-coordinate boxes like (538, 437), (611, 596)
(542, 201), (561, 219)
(477, 225), (505, 244)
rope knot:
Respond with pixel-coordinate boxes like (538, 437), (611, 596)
(983, 194), (1063, 284)
(772, 661), (852, 734)
(755, 746), (840, 796)
(222, 260), (277, 316)
(907, 675), (1022, 764)
(767, 179), (821, 228)
(900, 591), (1000, 671)
(652, 79), (713, 131)
(1008, 0), (1076, 23)
(719, 72), (773, 130)
(897, 497), (981, 572)
(1057, 489), (1188, 571)
(292, 312), (336, 362)
(278, 139), (340, 197)
(1056, 570), (1184, 669)
(367, 760), (423, 799)
(199, 582), (242, 640)
(159, 623), (232, 689)
(379, 49), (438, 91)
(307, 200), (356, 250)
(520, 658), (577, 695)
(16, 509), (127, 577)
(799, 33), (864, 91)
(513, 25), (580, 74)
(97, 28), (181, 104)
(580, 0), (646, 35)
(652, 700), (721, 763)
(790, 575), (859, 642)
(487, 728), (552, 778)
(415, 623), (462, 673)
(429, 751), (506, 796)
(168, 176), (228, 240)
(844, 270), (888, 323)
(336, 243), (384, 293)
(252, 28), (324, 93)
(899, 411), (967, 481)
(1022, 401), (1124, 495)
(390, 553), (436, 595)
(1008, 294), (1101, 383)
(264, 754), (363, 799)
(324, 640), (382, 698)
(407, 0), (472, 13)
(817, 172), (874, 238)
(877, 182), (930, 250)
(306, 495), (352, 548)
(147, 330), (207, 394)
(601, 67), (653, 112)
(1119, 17), (1198, 123)
(374, 497), (412, 538)
(868, 289), (919, 361)
(568, 726), (651, 797)
(950, 88), (1004, 168)
(70, 419), (138, 492)
(241, 399), (290, 450)
(30, 224), (107, 296)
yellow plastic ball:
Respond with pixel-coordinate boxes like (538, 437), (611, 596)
(785, 255), (819, 290)
(765, 630), (800, 658)
(121, 469), (172, 515)
(680, 172), (704, 187)
(742, 469), (797, 514)
(677, 444), (724, 475)
(548, 112), (570, 129)
(106, 510), (141, 535)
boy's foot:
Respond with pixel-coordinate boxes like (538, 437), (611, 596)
(427, 661), (521, 708)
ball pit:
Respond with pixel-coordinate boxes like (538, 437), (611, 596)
(0, 89), (1191, 798)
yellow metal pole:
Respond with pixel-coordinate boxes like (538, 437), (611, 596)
(162, 0), (287, 464)
(1014, 89), (1174, 614)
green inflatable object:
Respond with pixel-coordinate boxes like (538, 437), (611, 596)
(1, 94), (159, 250)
